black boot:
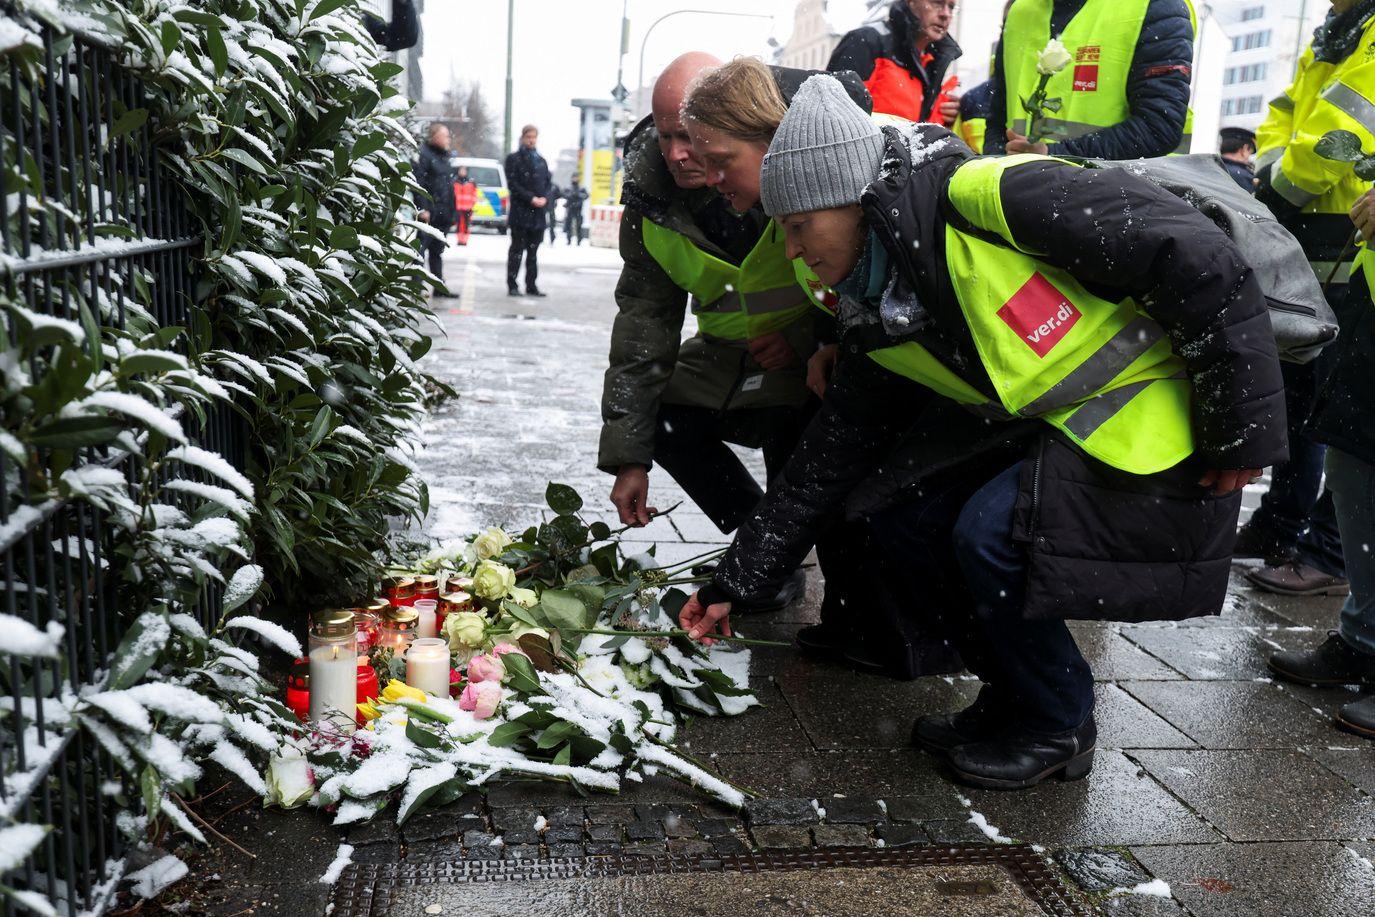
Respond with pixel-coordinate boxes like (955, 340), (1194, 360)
(1269, 632), (1375, 687)
(911, 687), (1007, 755)
(947, 715), (1097, 790)
(1232, 520), (1293, 563)
(525, 285), (546, 297)
(1337, 695), (1375, 739)
(795, 621), (849, 656)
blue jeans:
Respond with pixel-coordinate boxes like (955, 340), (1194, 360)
(870, 461), (1094, 734)
(1330, 449), (1375, 655)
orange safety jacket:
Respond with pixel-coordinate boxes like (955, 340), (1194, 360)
(453, 180), (478, 212)
(865, 56), (959, 126)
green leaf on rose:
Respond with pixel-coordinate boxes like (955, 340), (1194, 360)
(545, 482), (583, 515)
(405, 719), (444, 749)
(501, 652), (545, 696)
(1316, 129), (1365, 163)
(485, 721), (529, 747)
(537, 588), (595, 632)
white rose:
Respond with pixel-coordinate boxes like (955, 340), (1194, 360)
(472, 527), (513, 560)
(445, 610), (488, 649)
(507, 585), (538, 607)
(472, 560), (517, 600)
(265, 752), (314, 809)
(1036, 38), (1072, 75)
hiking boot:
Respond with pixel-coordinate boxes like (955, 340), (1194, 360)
(1246, 561), (1350, 596)
(912, 688), (1007, 755)
(795, 621), (848, 657)
(1269, 632), (1375, 687)
(525, 286), (547, 297)
(1232, 521), (1292, 563)
(947, 715), (1096, 790)
(1336, 695), (1375, 740)
(507, 285), (520, 296)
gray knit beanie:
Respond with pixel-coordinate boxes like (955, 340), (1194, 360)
(760, 74), (885, 218)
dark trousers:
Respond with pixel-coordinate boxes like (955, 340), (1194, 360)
(507, 226), (542, 290)
(421, 223), (450, 280)
(869, 460), (1094, 733)
(547, 214), (558, 244)
(1249, 350), (1345, 576)
(565, 212), (583, 245)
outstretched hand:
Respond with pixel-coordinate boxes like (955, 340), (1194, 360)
(1199, 468), (1263, 495)
(679, 590), (733, 645)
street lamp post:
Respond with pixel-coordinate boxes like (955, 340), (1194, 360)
(634, 9), (774, 117)
(503, 0), (515, 154)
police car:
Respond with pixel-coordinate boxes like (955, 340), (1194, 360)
(450, 156), (509, 234)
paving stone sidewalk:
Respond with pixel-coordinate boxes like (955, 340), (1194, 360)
(147, 236), (1375, 916)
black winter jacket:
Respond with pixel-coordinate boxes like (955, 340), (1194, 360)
(412, 140), (455, 230)
(504, 147), (553, 232)
(1310, 267), (1375, 466)
(986, 0), (1194, 159)
(827, 0), (961, 123)
(364, 0), (418, 51)
(702, 125), (1287, 623)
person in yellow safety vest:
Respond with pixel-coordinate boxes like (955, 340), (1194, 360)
(680, 77), (1286, 790)
(991, 0), (1195, 159)
(599, 54), (897, 662)
(952, 79), (992, 152)
(1239, 0), (1374, 595)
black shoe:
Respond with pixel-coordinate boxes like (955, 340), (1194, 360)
(1232, 521), (1293, 564)
(1337, 695), (1375, 739)
(525, 286), (546, 297)
(1269, 632), (1375, 687)
(947, 715), (1096, 790)
(507, 286), (520, 296)
(795, 621), (849, 657)
(912, 688), (1007, 755)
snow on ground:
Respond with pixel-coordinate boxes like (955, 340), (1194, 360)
(318, 844), (354, 885)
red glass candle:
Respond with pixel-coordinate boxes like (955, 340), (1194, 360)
(285, 658), (310, 722)
(356, 657), (379, 724)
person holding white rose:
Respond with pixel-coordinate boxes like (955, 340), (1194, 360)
(988, 0), (1195, 159)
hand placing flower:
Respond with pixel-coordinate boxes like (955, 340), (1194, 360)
(459, 681), (503, 719)
(472, 560), (517, 601)
(472, 526), (513, 560)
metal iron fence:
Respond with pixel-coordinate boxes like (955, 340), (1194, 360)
(1, 17), (241, 916)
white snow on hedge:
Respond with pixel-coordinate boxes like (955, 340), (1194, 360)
(0, 615), (64, 658)
(80, 391), (185, 442)
(0, 824), (49, 874)
(223, 614), (301, 658)
(164, 445), (255, 499)
(126, 854), (187, 899)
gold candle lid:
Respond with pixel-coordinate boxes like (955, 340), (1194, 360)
(438, 591), (472, 611)
(312, 608), (356, 638)
(414, 574), (441, 597)
(365, 599), (393, 615)
(382, 604), (419, 629)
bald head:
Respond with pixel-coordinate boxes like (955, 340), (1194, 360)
(653, 52), (720, 189)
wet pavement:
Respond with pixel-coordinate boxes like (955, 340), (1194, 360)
(148, 233), (1375, 915)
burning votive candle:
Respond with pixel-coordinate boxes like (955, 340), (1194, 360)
(378, 604), (419, 654)
(437, 591), (474, 629)
(406, 637), (451, 696)
(413, 598), (440, 638)
(308, 609), (358, 732)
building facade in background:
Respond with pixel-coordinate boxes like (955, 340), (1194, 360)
(1214, 0), (1326, 130)
(773, 0), (884, 70)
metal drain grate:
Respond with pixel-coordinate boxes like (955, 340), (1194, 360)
(329, 845), (1092, 916)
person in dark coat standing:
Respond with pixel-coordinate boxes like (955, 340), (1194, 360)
(827, 0), (962, 125)
(680, 77), (1286, 790)
(564, 178), (588, 245)
(412, 122), (456, 288)
(1269, 187), (1375, 739)
(363, 0), (418, 51)
(504, 124), (553, 296)
(990, 0), (1195, 159)
(1219, 127), (1257, 192)
(546, 183), (563, 245)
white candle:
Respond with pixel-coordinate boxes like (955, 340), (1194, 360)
(406, 637), (451, 697)
(308, 642), (357, 733)
(413, 599), (439, 638)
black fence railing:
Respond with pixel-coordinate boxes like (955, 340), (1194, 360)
(1, 17), (242, 917)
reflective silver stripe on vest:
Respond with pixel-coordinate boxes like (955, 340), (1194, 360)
(1322, 81), (1375, 135)
(1255, 147), (1283, 172)
(1270, 167), (1319, 208)
(1061, 372), (1187, 440)
(702, 284), (808, 315)
(1270, 92), (1295, 113)
(1019, 316), (1165, 417)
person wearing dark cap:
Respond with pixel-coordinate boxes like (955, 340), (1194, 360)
(1219, 127), (1258, 193)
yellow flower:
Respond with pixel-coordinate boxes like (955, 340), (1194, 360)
(357, 700), (382, 721)
(381, 681), (427, 704)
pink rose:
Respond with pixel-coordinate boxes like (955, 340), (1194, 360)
(466, 653), (506, 683)
(491, 642), (528, 659)
(458, 681), (502, 719)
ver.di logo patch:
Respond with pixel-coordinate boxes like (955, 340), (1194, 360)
(996, 273), (1081, 357)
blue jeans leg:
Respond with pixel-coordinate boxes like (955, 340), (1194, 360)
(1295, 489), (1347, 578)
(1251, 356), (1329, 550)
(1328, 449), (1375, 655)
(952, 463), (1095, 734)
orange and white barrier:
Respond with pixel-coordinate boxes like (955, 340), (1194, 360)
(588, 205), (623, 248)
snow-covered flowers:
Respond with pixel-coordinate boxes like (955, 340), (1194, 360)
(1036, 38), (1072, 75)
(472, 560), (517, 601)
(471, 527), (513, 561)
(265, 752), (315, 809)
(444, 611), (488, 651)
(465, 653), (506, 683)
(457, 681), (502, 719)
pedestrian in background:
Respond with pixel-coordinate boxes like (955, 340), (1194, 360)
(990, 0), (1195, 158)
(828, 0), (962, 126)
(681, 75), (1285, 789)
(453, 165), (477, 247)
(564, 178), (588, 245)
(413, 121), (456, 290)
(952, 78), (992, 152)
(1219, 126), (1258, 192)
(1269, 186), (1375, 739)
(547, 182), (563, 245)
(1242, 0), (1375, 595)
(504, 124), (552, 297)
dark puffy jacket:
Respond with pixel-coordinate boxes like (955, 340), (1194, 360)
(504, 147), (553, 232)
(1310, 264), (1375, 465)
(412, 141), (455, 230)
(363, 0), (418, 51)
(827, 0), (961, 123)
(986, 0), (1194, 159)
(701, 125), (1287, 623)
